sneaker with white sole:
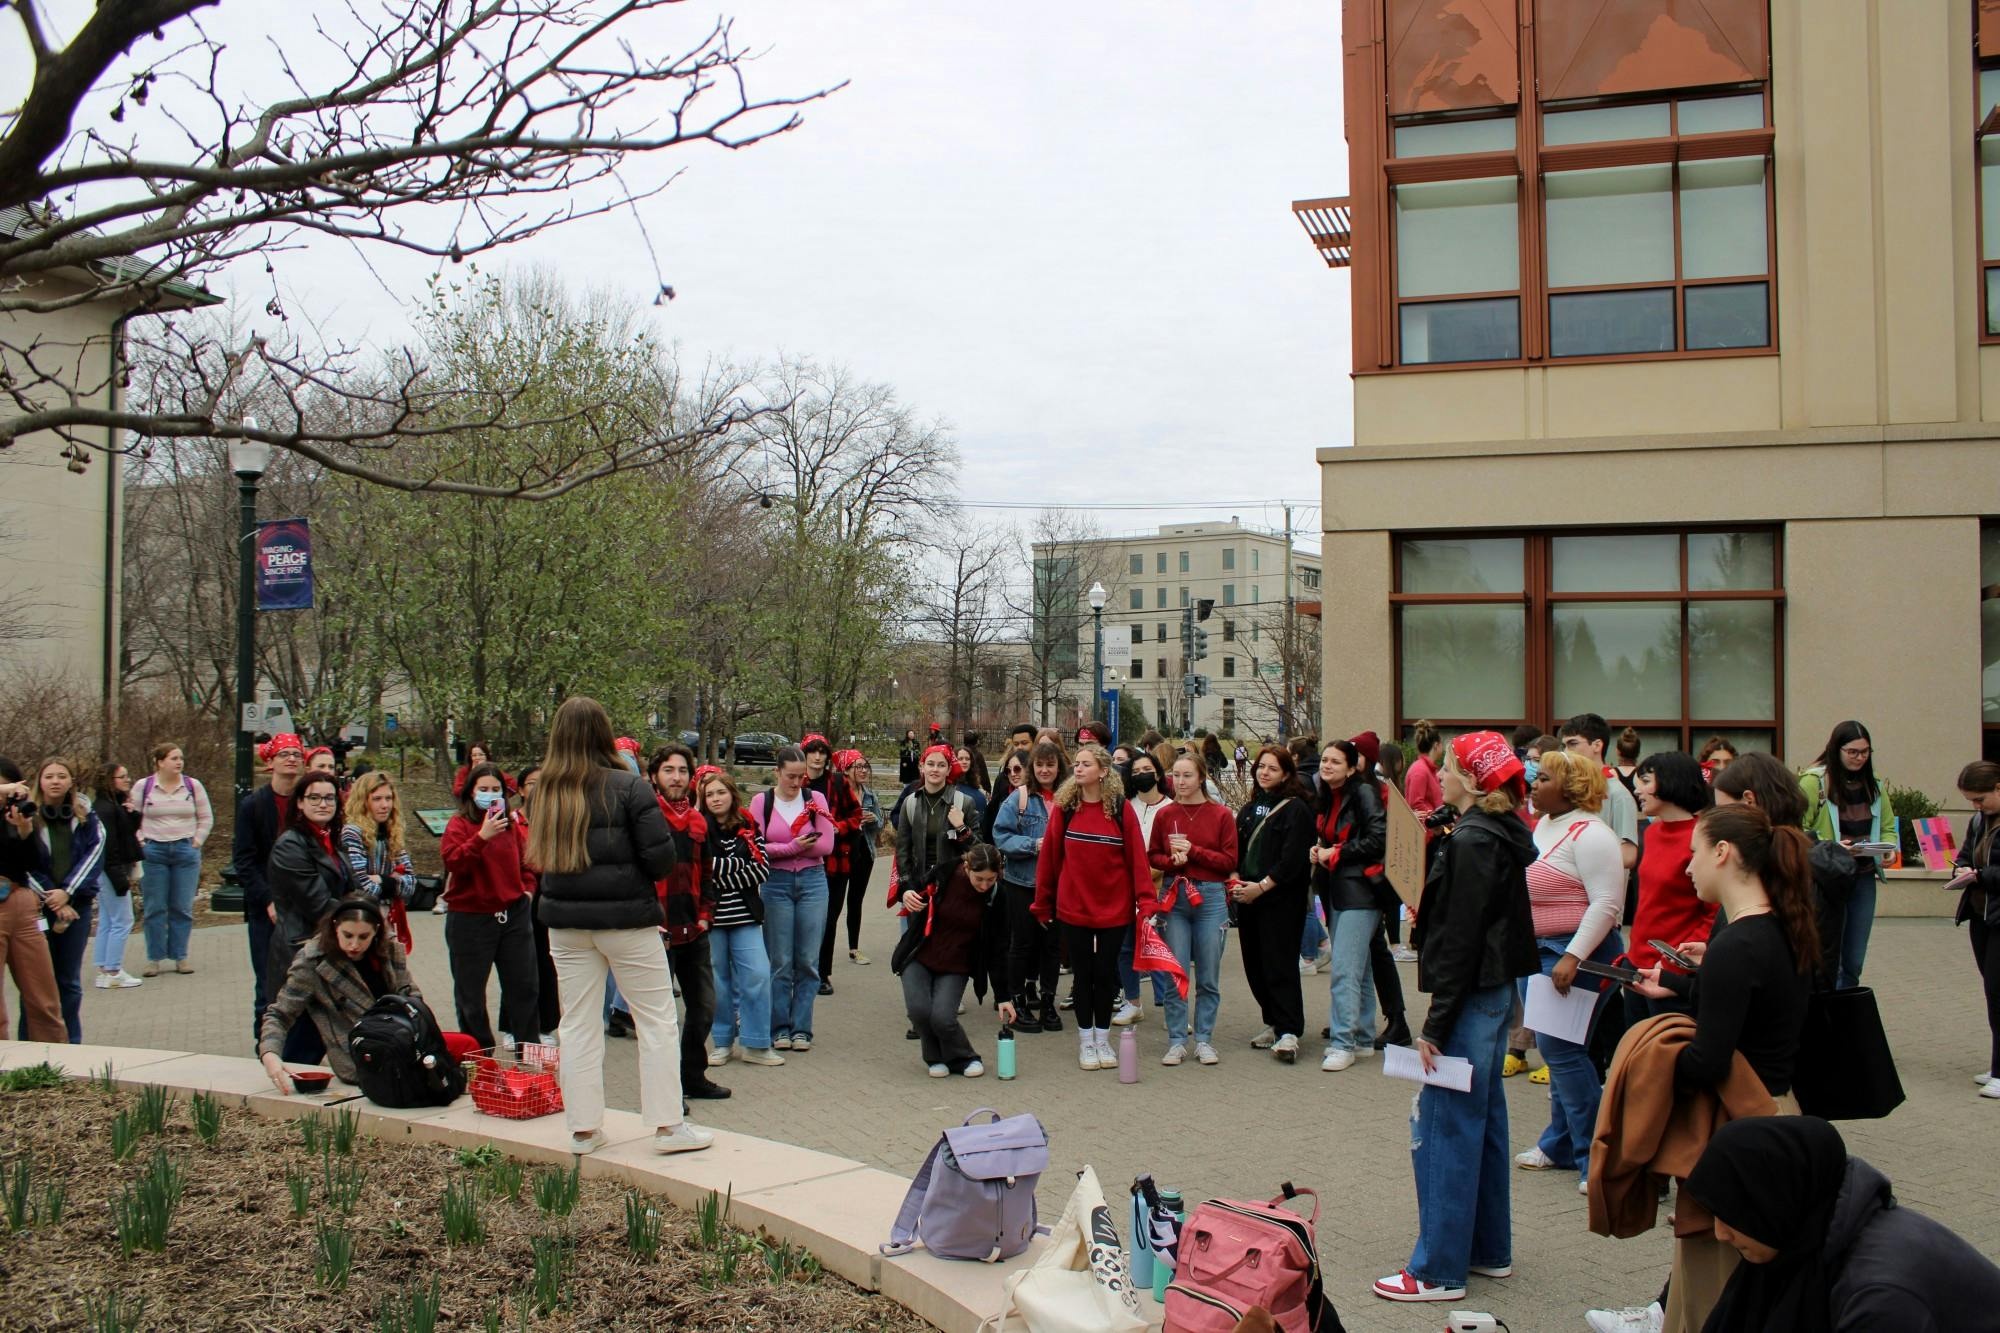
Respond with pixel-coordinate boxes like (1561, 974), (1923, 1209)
(1195, 1042), (1219, 1066)
(707, 1044), (735, 1067)
(1391, 945), (1418, 963)
(1978, 1070), (1993, 1084)
(1298, 957), (1318, 975)
(790, 1035), (812, 1052)
(739, 1047), (785, 1066)
(963, 1060), (985, 1078)
(1093, 1040), (1116, 1069)
(1249, 1026), (1276, 1049)
(1079, 1043), (1103, 1071)
(1273, 1034), (1299, 1063)
(1579, 1178), (1590, 1195)
(654, 1122), (715, 1155)
(1110, 1002), (1142, 1027)
(927, 1063), (950, 1078)
(1371, 1270), (1464, 1303)
(772, 1035), (793, 1050)
(1161, 1043), (1187, 1067)
(569, 1129), (607, 1155)
(99, 970), (144, 989)
(1321, 1048), (1356, 1072)
(849, 949), (870, 965)
(94, 973), (113, 989)
(1982, 1078), (2000, 1100)
(1468, 1264), (1512, 1278)
(1585, 1301), (1664, 1333)
(1514, 1147), (1558, 1170)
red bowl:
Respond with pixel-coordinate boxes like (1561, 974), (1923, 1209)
(289, 1069), (333, 1092)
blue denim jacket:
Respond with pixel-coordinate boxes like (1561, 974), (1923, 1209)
(991, 786), (1052, 886)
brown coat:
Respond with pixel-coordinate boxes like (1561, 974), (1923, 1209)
(257, 936), (418, 1083)
(1587, 1012), (1778, 1240)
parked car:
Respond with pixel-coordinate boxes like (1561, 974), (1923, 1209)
(726, 732), (790, 766)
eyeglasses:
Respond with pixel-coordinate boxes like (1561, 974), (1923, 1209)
(1840, 746), (1872, 759)
(300, 793), (338, 804)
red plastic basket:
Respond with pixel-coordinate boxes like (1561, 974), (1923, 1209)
(467, 1044), (563, 1120)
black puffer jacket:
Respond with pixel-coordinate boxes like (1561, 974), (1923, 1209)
(1312, 776), (1386, 913)
(534, 768), (676, 932)
(1411, 806), (1538, 1046)
(1953, 811), (1999, 928)
(1822, 1156), (2000, 1329)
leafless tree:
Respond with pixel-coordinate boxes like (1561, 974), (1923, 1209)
(1, 0), (840, 494)
(912, 520), (1012, 733)
(1008, 508), (1126, 728)
(1240, 602), (1322, 741)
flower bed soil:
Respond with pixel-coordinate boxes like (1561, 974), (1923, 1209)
(0, 1079), (931, 1332)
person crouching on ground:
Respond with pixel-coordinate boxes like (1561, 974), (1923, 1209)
(897, 842), (1012, 1077)
(259, 895), (418, 1093)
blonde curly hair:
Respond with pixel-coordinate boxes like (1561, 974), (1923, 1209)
(1533, 749), (1606, 814)
(1054, 742), (1125, 820)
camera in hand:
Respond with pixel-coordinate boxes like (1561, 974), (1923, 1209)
(4, 794), (34, 819)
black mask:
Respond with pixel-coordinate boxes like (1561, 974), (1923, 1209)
(1127, 771), (1158, 794)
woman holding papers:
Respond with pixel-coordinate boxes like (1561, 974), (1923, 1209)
(1951, 761), (2000, 1100)
(1513, 750), (1626, 1192)
(1798, 721), (1899, 989)
(1372, 731), (1538, 1306)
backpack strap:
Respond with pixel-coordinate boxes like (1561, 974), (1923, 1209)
(880, 1137), (946, 1256)
(756, 789), (774, 835)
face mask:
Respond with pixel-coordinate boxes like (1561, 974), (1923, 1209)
(473, 790), (506, 811)
(1523, 759), (1540, 786)
(1128, 771), (1157, 795)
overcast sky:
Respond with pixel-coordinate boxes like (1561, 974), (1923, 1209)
(18, 2), (1354, 545)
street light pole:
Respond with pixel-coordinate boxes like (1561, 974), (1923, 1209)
(1087, 581), (1107, 725)
(228, 422), (272, 808)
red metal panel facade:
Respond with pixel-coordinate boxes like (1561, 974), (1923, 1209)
(1387, 0), (1521, 113)
(1535, 0), (1769, 101)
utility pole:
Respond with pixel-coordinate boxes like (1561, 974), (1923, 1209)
(1280, 503), (1295, 742)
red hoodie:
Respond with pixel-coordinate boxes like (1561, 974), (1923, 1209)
(1031, 797), (1151, 929)
(439, 812), (536, 914)
(1145, 799), (1240, 913)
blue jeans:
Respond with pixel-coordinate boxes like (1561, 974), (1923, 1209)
(140, 838), (200, 962)
(762, 865), (828, 1041)
(1325, 906), (1380, 1053)
(94, 872), (135, 974)
(1160, 881), (1227, 1045)
(1518, 931), (1623, 1179)
(709, 923), (773, 1049)
(1838, 874), (1877, 989)
(1300, 898), (1328, 960)
(1407, 982), (1514, 1288)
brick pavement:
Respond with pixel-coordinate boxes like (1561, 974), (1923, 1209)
(66, 873), (2000, 1332)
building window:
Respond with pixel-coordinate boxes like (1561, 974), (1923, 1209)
(1392, 528), (1782, 753)
(1178, 551), (1190, 573)
(1156, 552), (1167, 574)
(1983, 522), (2000, 758)
(1128, 587), (1143, 610)
(1222, 619), (1236, 642)
(1157, 623), (1167, 642)
(1981, 66), (2000, 337)
(1223, 548), (1236, 570)
(1129, 553), (1143, 576)
(1251, 585), (1260, 605)
(1251, 622), (1260, 642)
(1131, 660), (1144, 680)
(1397, 171), (1521, 365)
(1179, 587), (1190, 608)
(1223, 657), (1236, 678)
(1156, 587), (1167, 609)
(1130, 625), (1143, 644)
(1157, 699), (1169, 727)
(1222, 699), (1236, 729)
(1252, 548), (1261, 572)
(1157, 657), (1168, 680)
(1223, 584), (1236, 606)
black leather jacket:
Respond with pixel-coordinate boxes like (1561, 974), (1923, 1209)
(1312, 776), (1386, 913)
(268, 826), (364, 945)
(1412, 807), (1538, 1047)
(1955, 811), (2000, 928)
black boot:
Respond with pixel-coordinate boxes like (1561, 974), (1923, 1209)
(1039, 998), (1063, 1033)
(605, 1010), (635, 1039)
(1375, 1015), (1411, 1051)
(1010, 995), (1043, 1033)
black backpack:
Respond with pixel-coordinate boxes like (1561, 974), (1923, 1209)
(346, 994), (465, 1108)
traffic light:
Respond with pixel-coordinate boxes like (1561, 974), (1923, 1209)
(1179, 610), (1193, 657)
(1195, 597), (1215, 622)
(1192, 674), (1211, 697)
(1193, 627), (1210, 660)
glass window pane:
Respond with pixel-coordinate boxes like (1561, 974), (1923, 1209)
(1400, 537), (1525, 594)
(1394, 116), (1517, 158)
(1985, 146), (2000, 260)
(1988, 269), (2000, 338)
(1552, 534), (1679, 592)
(1695, 727), (1776, 759)
(1677, 94), (1763, 136)
(1396, 178), (1519, 298)
(1681, 157), (1766, 278)
(1402, 606), (1527, 719)
(1546, 166), (1674, 286)
(1543, 102), (1671, 145)
(1552, 603), (1682, 720)
(1618, 727), (1687, 763)
(1686, 282), (1769, 350)
(1401, 297), (1521, 364)
(1984, 597), (2000, 724)
(1688, 601), (1776, 718)
(1687, 531), (1775, 589)
(1550, 289), (1675, 357)
(1984, 69), (2000, 124)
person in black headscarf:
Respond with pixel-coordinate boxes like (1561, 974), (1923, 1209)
(1685, 1115), (2000, 1333)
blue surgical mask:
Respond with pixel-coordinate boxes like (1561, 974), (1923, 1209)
(1523, 758), (1540, 786)
(473, 790), (506, 811)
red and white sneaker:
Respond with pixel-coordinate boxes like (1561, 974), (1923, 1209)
(1371, 1270), (1466, 1303)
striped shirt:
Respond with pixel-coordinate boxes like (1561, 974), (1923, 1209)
(1527, 807), (1624, 954)
(131, 775), (214, 846)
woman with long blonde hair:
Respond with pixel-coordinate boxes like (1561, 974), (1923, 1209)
(529, 697), (709, 1156)
(25, 756), (105, 1041)
(341, 771), (417, 955)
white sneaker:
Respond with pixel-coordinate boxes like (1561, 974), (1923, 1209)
(1195, 1042), (1219, 1066)
(707, 1044), (735, 1067)
(1579, 1178), (1590, 1195)
(1515, 1147), (1558, 1170)
(98, 971), (142, 989)
(1981, 1078), (2000, 1100)
(1978, 1070), (1993, 1085)
(1273, 1034), (1299, 1063)
(1321, 1048), (1355, 1072)
(1110, 1002), (1142, 1027)
(655, 1122), (715, 1154)
(1079, 1043), (1103, 1071)
(927, 1063), (950, 1078)
(431, 900), (447, 915)
(1392, 945), (1418, 963)
(1161, 1043), (1187, 1067)
(962, 1060), (985, 1078)
(1313, 945), (1332, 970)
(1094, 1040), (1117, 1069)
(1298, 957), (1318, 975)
(1249, 1026), (1276, 1049)
(739, 1047), (785, 1067)
(1585, 1302), (1664, 1333)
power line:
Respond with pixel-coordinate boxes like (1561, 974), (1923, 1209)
(954, 498), (1317, 512)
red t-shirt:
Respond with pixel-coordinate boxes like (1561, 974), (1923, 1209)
(1628, 817), (1716, 971)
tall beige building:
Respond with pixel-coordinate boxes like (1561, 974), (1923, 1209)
(1299, 0), (2000, 817)
(1035, 519), (1321, 737)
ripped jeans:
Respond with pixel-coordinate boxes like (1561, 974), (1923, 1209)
(1405, 982), (1514, 1288)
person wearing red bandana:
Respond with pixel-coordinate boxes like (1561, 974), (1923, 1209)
(1373, 731), (1539, 1307)
(646, 743), (726, 1099)
(234, 731), (306, 1036)
(800, 735), (865, 995)
(817, 749), (880, 983)
(749, 745), (838, 1051)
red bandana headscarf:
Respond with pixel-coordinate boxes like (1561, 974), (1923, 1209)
(921, 743), (964, 783)
(832, 749), (864, 773)
(1451, 731), (1525, 795)
(258, 733), (304, 764)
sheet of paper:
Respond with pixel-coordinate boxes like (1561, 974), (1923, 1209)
(1382, 1043), (1473, 1092)
(1523, 972), (1597, 1045)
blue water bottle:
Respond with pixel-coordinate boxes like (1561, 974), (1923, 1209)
(996, 1026), (1016, 1080)
(1129, 1185), (1154, 1290)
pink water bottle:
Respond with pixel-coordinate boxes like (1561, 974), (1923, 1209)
(1118, 1027), (1139, 1083)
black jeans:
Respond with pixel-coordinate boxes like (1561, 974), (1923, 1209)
(818, 851), (873, 979)
(1004, 880), (1059, 1005)
(1971, 916), (2000, 1077)
(33, 899), (92, 1044)
(1238, 881), (1307, 1039)
(444, 904), (540, 1050)
(530, 905), (561, 1034)
(669, 935), (717, 1086)
(247, 909), (275, 1041)
(1061, 922), (1124, 1030)
(1369, 886), (1407, 1021)
(901, 960), (978, 1070)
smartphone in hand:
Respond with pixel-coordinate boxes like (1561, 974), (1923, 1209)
(1650, 939), (1700, 970)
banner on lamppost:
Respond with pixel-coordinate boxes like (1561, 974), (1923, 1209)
(254, 518), (315, 610)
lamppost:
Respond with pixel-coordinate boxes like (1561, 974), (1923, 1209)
(1087, 580), (1107, 724)
(228, 420), (271, 808)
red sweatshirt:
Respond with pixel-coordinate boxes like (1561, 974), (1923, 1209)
(439, 813), (536, 914)
(1031, 797), (1152, 929)
(1628, 816), (1715, 971)
(1146, 799), (1240, 913)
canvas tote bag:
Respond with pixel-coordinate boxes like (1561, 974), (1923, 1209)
(981, 1165), (1149, 1333)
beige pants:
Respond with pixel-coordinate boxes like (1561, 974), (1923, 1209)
(548, 927), (683, 1135)
(0, 886), (64, 1042)
(1663, 1090), (1801, 1333)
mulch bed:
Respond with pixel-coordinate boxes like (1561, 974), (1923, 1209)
(0, 1077), (931, 1332)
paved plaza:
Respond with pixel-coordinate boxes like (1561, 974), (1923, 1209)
(65, 875), (2000, 1331)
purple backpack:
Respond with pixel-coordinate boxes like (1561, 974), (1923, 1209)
(881, 1108), (1050, 1262)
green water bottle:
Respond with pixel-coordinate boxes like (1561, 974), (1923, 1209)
(1152, 1188), (1184, 1304)
(996, 1026), (1016, 1080)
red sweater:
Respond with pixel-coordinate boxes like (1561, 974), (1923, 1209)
(1146, 800), (1240, 914)
(1032, 797), (1152, 929)
(439, 813), (535, 914)
(1628, 816), (1716, 971)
